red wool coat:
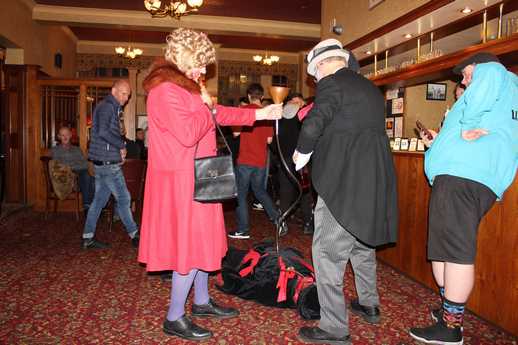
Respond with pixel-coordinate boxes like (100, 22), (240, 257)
(138, 82), (255, 273)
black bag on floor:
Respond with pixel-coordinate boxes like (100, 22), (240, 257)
(216, 241), (320, 319)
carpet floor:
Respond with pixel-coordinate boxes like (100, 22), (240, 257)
(0, 208), (516, 345)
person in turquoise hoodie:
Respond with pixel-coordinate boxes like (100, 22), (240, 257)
(410, 52), (518, 345)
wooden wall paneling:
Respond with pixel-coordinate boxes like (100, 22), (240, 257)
(378, 153), (435, 288)
(470, 174), (518, 334)
(379, 153), (518, 336)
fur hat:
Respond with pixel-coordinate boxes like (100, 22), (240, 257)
(306, 38), (350, 77)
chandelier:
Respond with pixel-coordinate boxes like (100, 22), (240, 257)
(144, 0), (203, 19)
(253, 53), (280, 66)
(115, 46), (144, 59)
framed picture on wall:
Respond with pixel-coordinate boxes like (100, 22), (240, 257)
(391, 97), (404, 114)
(137, 114), (148, 146)
(137, 115), (148, 131)
(426, 83), (447, 101)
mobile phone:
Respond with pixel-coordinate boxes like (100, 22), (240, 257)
(416, 120), (433, 140)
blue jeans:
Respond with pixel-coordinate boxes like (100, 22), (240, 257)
(75, 169), (94, 209)
(83, 164), (138, 239)
(235, 164), (279, 233)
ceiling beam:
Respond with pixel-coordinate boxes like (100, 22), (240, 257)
(76, 40), (301, 63)
(32, 4), (321, 39)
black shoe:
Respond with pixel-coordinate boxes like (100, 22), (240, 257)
(409, 320), (463, 345)
(302, 221), (314, 234)
(228, 231), (250, 239)
(131, 231), (140, 248)
(163, 315), (212, 341)
(192, 298), (239, 319)
(298, 327), (351, 345)
(82, 238), (110, 249)
(350, 299), (380, 324)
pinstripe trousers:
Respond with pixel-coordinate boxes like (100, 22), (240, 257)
(313, 197), (380, 336)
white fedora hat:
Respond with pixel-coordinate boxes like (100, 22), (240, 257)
(306, 38), (350, 77)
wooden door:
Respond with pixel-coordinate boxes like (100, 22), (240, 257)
(1, 65), (27, 204)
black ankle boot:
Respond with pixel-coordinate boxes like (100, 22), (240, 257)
(163, 315), (212, 341)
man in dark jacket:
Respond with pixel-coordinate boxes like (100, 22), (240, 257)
(82, 80), (139, 249)
(275, 93), (314, 234)
(295, 39), (398, 345)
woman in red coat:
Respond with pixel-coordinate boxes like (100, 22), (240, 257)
(138, 28), (281, 341)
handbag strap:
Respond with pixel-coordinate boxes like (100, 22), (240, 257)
(195, 107), (233, 157)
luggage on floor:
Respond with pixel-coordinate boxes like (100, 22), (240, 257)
(217, 241), (320, 319)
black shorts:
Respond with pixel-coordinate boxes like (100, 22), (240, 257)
(428, 175), (496, 264)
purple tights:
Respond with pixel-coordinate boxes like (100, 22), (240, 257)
(166, 269), (210, 321)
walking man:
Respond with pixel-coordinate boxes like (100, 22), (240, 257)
(82, 80), (140, 249)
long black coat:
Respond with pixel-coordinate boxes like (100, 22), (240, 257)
(296, 67), (398, 247)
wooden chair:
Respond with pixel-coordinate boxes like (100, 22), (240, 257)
(109, 159), (147, 231)
(40, 156), (81, 221)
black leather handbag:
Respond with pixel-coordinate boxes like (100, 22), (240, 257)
(194, 109), (237, 203)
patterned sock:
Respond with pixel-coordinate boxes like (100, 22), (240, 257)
(439, 286), (445, 304)
(442, 298), (465, 329)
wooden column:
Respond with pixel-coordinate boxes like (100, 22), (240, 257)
(79, 84), (87, 153)
(125, 68), (138, 140)
(25, 65), (42, 208)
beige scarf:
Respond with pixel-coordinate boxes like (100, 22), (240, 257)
(49, 159), (75, 200)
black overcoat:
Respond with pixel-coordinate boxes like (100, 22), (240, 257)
(297, 67), (398, 247)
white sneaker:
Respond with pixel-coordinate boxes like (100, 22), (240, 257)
(252, 202), (264, 211)
(227, 231), (250, 239)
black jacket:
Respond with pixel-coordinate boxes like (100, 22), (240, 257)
(296, 67), (398, 247)
(88, 94), (125, 162)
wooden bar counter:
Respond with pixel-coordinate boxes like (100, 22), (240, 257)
(377, 152), (518, 336)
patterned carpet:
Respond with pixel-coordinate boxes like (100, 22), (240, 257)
(0, 208), (516, 345)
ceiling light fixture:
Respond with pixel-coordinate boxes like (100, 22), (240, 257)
(144, 0), (203, 19)
(365, 50), (372, 55)
(461, 7), (473, 14)
(115, 46), (144, 59)
(253, 53), (280, 66)
(404, 33), (413, 39)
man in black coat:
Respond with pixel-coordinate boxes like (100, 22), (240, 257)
(295, 39), (398, 345)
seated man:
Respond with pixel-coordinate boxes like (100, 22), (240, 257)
(51, 126), (94, 214)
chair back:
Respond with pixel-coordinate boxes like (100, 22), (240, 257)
(121, 159), (147, 201)
(40, 156), (54, 195)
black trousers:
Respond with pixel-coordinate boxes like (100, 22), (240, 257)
(278, 165), (313, 224)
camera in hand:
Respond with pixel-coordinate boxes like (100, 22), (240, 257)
(416, 120), (433, 140)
